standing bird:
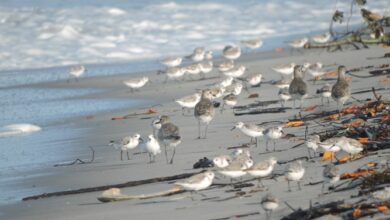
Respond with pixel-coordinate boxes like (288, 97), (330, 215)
(218, 157), (253, 184)
(123, 77), (149, 93)
(160, 57), (182, 68)
(231, 122), (264, 147)
(305, 135), (320, 158)
(264, 126), (284, 152)
(272, 63), (296, 76)
(261, 193), (279, 220)
(109, 133), (143, 160)
(317, 83), (332, 106)
(194, 90), (215, 139)
(186, 47), (205, 62)
(285, 160), (305, 192)
(289, 65), (308, 110)
(288, 37), (308, 49)
(278, 88), (291, 107)
(240, 38), (263, 50)
(338, 136), (364, 159)
(213, 155), (232, 168)
(322, 164), (340, 194)
(144, 134), (161, 163)
(156, 115), (181, 164)
(68, 65), (86, 82)
(175, 93), (201, 115)
(332, 65), (350, 114)
(175, 171), (215, 199)
(222, 45), (241, 60)
(246, 157), (277, 187)
(312, 32), (331, 43)
(221, 94), (238, 113)
(223, 65), (246, 78)
(217, 60), (235, 72)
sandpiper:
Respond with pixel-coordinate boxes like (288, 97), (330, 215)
(242, 73), (262, 87)
(68, 65), (86, 81)
(223, 65), (246, 78)
(123, 76), (149, 93)
(213, 155), (232, 168)
(231, 149), (251, 159)
(278, 88), (291, 107)
(205, 50), (213, 60)
(218, 157), (253, 183)
(175, 171), (215, 198)
(221, 94), (237, 113)
(144, 134), (161, 163)
(208, 86), (225, 99)
(338, 136), (364, 159)
(175, 93), (201, 115)
(307, 62), (325, 83)
(160, 56), (182, 67)
(318, 137), (342, 162)
(289, 65), (308, 110)
(312, 32), (331, 43)
(217, 60), (235, 72)
(219, 76), (234, 88)
(274, 78), (291, 89)
(288, 37), (308, 48)
(109, 133), (143, 160)
(195, 90), (215, 139)
(184, 63), (201, 80)
(285, 160), (305, 192)
(246, 157), (277, 187)
(240, 38), (263, 49)
(156, 115), (181, 164)
(261, 193), (279, 220)
(305, 135), (320, 158)
(264, 126), (284, 152)
(272, 63), (296, 76)
(165, 67), (185, 82)
(199, 60), (213, 77)
(231, 122), (264, 147)
(332, 65), (350, 113)
(222, 45), (241, 60)
(317, 83), (332, 106)
(224, 81), (243, 96)
(186, 47), (205, 62)
(322, 164), (340, 194)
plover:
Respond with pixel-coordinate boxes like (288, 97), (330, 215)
(223, 65), (246, 78)
(317, 83), (332, 106)
(217, 60), (235, 72)
(218, 157), (253, 183)
(194, 90), (215, 139)
(272, 63), (296, 76)
(123, 77), (149, 93)
(289, 65), (308, 110)
(175, 93), (201, 115)
(285, 160), (305, 192)
(232, 122), (264, 147)
(332, 65), (350, 113)
(222, 45), (241, 60)
(288, 37), (308, 48)
(322, 164), (340, 193)
(156, 115), (181, 164)
(221, 94), (238, 113)
(240, 38), (263, 49)
(312, 32), (331, 43)
(264, 126), (284, 152)
(246, 157), (277, 187)
(68, 65), (86, 81)
(144, 134), (161, 163)
(305, 135), (320, 158)
(261, 193), (279, 220)
(213, 155), (232, 168)
(186, 47), (205, 62)
(278, 88), (291, 107)
(109, 133), (143, 160)
(160, 56), (182, 67)
(175, 171), (215, 198)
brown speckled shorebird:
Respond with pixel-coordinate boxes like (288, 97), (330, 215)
(289, 65), (308, 110)
(194, 90), (215, 139)
(156, 115), (181, 164)
(331, 65), (350, 114)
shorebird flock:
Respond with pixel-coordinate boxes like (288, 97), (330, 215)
(101, 34), (365, 219)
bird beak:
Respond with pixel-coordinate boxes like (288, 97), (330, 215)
(231, 126), (236, 131)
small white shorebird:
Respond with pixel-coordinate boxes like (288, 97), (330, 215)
(164, 67), (185, 82)
(184, 63), (201, 80)
(151, 117), (162, 137)
(307, 62), (325, 83)
(273, 78), (291, 89)
(205, 50), (213, 60)
(68, 65), (86, 82)
(338, 136), (364, 158)
(246, 157), (277, 187)
(123, 76), (149, 93)
(240, 38), (263, 50)
(264, 126), (284, 152)
(175, 93), (201, 115)
(224, 81), (243, 96)
(218, 157), (253, 184)
(199, 60), (213, 78)
(231, 122), (264, 147)
(156, 115), (181, 164)
(195, 90), (215, 139)
(312, 32), (331, 43)
(217, 60), (235, 72)
(289, 65), (308, 110)
(272, 63), (296, 76)
(160, 56), (182, 68)
(223, 65), (246, 78)
(240, 73), (262, 88)
(288, 37), (308, 48)
(186, 47), (205, 62)
(322, 164), (340, 194)
(285, 160), (305, 192)
(208, 86), (225, 99)
(332, 65), (350, 113)
(109, 133), (143, 160)
(213, 155), (232, 168)
(175, 171), (215, 198)
(222, 45), (241, 60)
(305, 135), (320, 158)
(219, 76), (234, 88)
(318, 137), (342, 162)
(278, 88), (291, 108)
(221, 94), (237, 113)
(261, 193), (279, 220)
(317, 83), (332, 106)
(143, 134), (161, 163)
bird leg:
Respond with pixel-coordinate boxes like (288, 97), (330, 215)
(204, 124), (209, 139)
(127, 151), (131, 160)
(169, 148), (176, 164)
(164, 145), (169, 164)
(266, 140), (269, 152)
(298, 181), (302, 190)
(120, 151), (123, 161)
(287, 180), (291, 192)
(273, 140), (276, 152)
(307, 148), (312, 159)
(197, 120), (201, 139)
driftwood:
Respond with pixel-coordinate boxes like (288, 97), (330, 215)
(209, 211), (260, 220)
(54, 146), (95, 167)
(234, 107), (287, 116)
(22, 171), (200, 201)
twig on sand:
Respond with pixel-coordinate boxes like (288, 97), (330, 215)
(54, 146), (95, 167)
(209, 211), (260, 220)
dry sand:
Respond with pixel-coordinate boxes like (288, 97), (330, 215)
(1, 47), (389, 220)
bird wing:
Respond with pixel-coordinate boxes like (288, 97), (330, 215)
(160, 123), (180, 140)
(176, 173), (205, 185)
(331, 80), (350, 99)
(195, 99), (214, 117)
(289, 79), (307, 96)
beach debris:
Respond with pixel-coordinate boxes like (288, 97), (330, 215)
(209, 212), (260, 220)
(98, 186), (185, 202)
(284, 119), (305, 128)
(53, 146), (95, 167)
(193, 157), (214, 169)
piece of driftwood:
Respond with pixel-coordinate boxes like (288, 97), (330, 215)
(234, 107), (287, 116)
(209, 211), (260, 220)
(22, 171), (200, 201)
(54, 146), (95, 167)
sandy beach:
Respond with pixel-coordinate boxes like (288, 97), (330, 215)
(0, 44), (389, 220)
